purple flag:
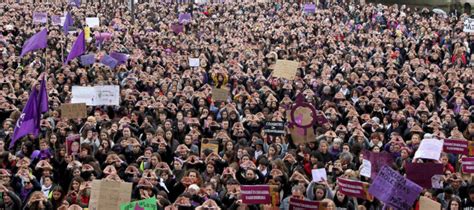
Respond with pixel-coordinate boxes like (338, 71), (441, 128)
(39, 76), (49, 113)
(20, 28), (48, 57)
(100, 55), (118, 69)
(80, 54), (96, 66)
(10, 77), (48, 149)
(65, 31), (86, 64)
(109, 52), (128, 64)
(171, 23), (184, 34)
(178, 13), (191, 24)
(63, 12), (74, 34)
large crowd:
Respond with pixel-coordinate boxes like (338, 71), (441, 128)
(0, 0), (473, 210)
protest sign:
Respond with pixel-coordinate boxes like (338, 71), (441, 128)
(462, 157), (474, 173)
(368, 165), (423, 210)
(414, 139), (443, 160)
(178, 13), (192, 24)
(337, 178), (372, 200)
(303, 4), (316, 14)
(171, 23), (183, 34)
(431, 175), (443, 189)
(419, 196), (441, 210)
(443, 139), (469, 155)
(189, 58), (200, 67)
(359, 159), (371, 178)
(86, 17), (100, 28)
(263, 121), (285, 136)
(89, 180), (133, 210)
(289, 198), (324, 210)
(100, 55), (118, 69)
(464, 18), (474, 33)
(272, 60), (299, 80)
(362, 150), (393, 178)
(212, 88), (228, 101)
(51, 15), (61, 25)
(120, 197), (157, 210)
(80, 54), (96, 66)
(71, 85), (120, 106)
(201, 143), (219, 155)
(33, 12), (48, 24)
(241, 185), (271, 204)
(66, 134), (81, 155)
(406, 163), (443, 189)
(311, 168), (327, 182)
(60, 103), (87, 119)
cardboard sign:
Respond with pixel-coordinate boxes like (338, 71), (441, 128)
(362, 150), (393, 178)
(72, 85), (120, 106)
(86, 17), (100, 28)
(60, 103), (87, 119)
(414, 139), (443, 160)
(263, 121), (285, 136)
(201, 143), (219, 156)
(368, 165), (423, 210)
(211, 88), (228, 101)
(337, 178), (372, 200)
(443, 139), (469, 155)
(241, 185), (271, 204)
(419, 196), (441, 210)
(468, 141), (474, 156)
(89, 180), (132, 210)
(464, 18), (474, 33)
(120, 197), (157, 210)
(272, 60), (299, 80)
(66, 134), (81, 156)
(462, 157), (474, 173)
(33, 12), (48, 23)
(406, 163), (443, 189)
(289, 198), (323, 210)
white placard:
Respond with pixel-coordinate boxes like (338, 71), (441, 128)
(86, 17), (100, 28)
(311, 168), (327, 182)
(360, 159), (371, 178)
(431, 174), (443, 189)
(464, 18), (474, 33)
(414, 139), (443, 161)
(72, 85), (120, 106)
(71, 86), (95, 105)
(189, 58), (200, 67)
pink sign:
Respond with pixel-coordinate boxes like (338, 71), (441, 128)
(443, 139), (469, 155)
(241, 185), (271, 204)
(462, 157), (474, 173)
(289, 198), (322, 210)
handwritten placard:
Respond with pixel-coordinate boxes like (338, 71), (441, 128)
(60, 103), (87, 119)
(272, 60), (299, 80)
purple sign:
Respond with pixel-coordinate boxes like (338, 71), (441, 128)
(241, 185), (271, 204)
(363, 150), (393, 178)
(171, 23), (184, 34)
(406, 163), (443, 189)
(33, 12), (48, 24)
(51, 15), (61, 26)
(178, 13), (192, 24)
(369, 165), (423, 210)
(304, 4), (316, 14)
(80, 54), (96, 66)
(100, 55), (118, 69)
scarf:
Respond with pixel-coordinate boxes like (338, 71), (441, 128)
(41, 185), (52, 197)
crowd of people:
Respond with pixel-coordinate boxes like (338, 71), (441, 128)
(0, 0), (473, 209)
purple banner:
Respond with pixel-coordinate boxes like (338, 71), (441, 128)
(443, 139), (469, 155)
(51, 15), (61, 26)
(362, 150), (393, 178)
(80, 54), (96, 66)
(406, 163), (443, 189)
(241, 185), (271, 205)
(178, 13), (192, 24)
(304, 4), (316, 14)
(462, 157), (474, 173)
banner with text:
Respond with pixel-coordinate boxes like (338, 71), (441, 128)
(443, 139), (469, 155)
(337, 178), (373, 200)
(241, 185), (271, 204)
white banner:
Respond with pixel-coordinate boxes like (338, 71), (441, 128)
(72, 86), (120, 106)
